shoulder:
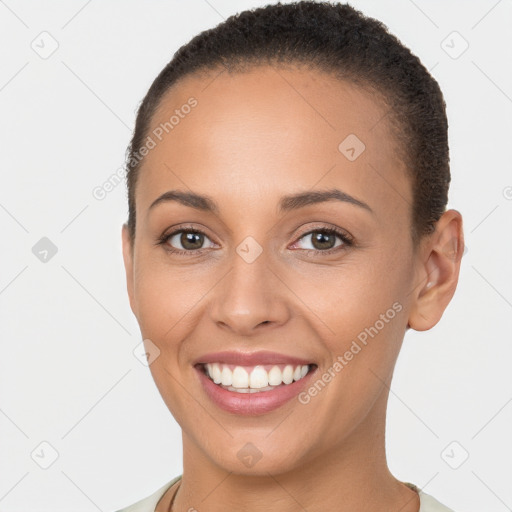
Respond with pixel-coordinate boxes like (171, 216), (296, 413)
(405, 482), (457, 512)
(113, 475), (182, 512)
(419, 491), (457, 512)
(114, 477), (457, 512)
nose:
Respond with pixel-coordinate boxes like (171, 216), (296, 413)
(208, 248), (291, 336)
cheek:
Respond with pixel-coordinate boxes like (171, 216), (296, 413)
(132, 262), (210, 419)
(290, 250), (410, 337)
(132, 258), (210, 345)
(338, 254), (412, 375)
(301, 268), (408, 427)
(287, 247), (412, 398)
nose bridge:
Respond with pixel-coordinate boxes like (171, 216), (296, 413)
(210, 237), (290, 333)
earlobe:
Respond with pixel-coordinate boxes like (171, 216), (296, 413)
(121, 223), (137, 316)
(408, 209), (464, 332)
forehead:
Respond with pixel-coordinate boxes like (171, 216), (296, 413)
(136, 64), (410, 222)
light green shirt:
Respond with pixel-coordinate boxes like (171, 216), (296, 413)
(114, 476), (456, 511)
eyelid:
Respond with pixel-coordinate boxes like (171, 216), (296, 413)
(292, 222), (353, 241)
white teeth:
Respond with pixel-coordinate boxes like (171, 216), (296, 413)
(268, 366), (282, 386)
(282, 365), (294, 384)
(204, 363), (311, 390)
(232, 366), (249, 388)
(221, 366), (232, 386)
(211, 363), (222, 384)
(249, 366), (269, 389)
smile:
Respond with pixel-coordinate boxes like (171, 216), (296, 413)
(201, 363), (313, 392)
(195, 362), (318, 415)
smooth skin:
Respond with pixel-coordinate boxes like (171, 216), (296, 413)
(121, 64), (464, 512)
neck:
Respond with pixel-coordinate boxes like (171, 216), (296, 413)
(168, 388), (419, 512)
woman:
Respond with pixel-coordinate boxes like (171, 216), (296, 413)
(117, 2), (463, 511)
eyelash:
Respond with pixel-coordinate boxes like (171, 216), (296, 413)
(155, 224), (354, 257)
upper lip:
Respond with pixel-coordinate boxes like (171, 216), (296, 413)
(193, 350), (316, 367)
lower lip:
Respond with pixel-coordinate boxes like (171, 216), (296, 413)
(195, 364), (317, 416)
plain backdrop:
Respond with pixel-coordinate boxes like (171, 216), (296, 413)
(0, 1), (511, 511)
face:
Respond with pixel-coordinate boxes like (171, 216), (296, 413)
(122, 65), (425, 476)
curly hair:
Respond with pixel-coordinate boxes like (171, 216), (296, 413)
(124, 1), (450, 248)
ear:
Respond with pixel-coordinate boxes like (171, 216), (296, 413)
(121, 223), (137, 317)
(408, 209), (464, 331)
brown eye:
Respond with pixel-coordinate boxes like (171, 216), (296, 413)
(164, 230), (215, 252)
(180, 231), (204, 250)
(309, 231), (337, 250)
(294, 228), (348, 252)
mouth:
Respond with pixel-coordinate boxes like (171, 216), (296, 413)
(194, 362), (318, 415)
(195, 362), (317, 393)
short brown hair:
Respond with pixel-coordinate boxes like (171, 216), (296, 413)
(124, 1), (450, 247)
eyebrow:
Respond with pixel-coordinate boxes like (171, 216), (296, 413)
(148, 188), (373, 215)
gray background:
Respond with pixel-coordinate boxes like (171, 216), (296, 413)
(1, 1), (511, 511)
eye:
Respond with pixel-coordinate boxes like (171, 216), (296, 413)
(156, 224), (354, 256)
(290, 226), (353, 254)
(156, 226), (217, 255)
